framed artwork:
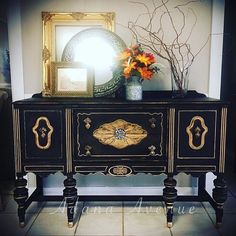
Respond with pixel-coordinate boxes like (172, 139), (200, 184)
(42, 12), (115, 97)
(50, 62), (94, 97)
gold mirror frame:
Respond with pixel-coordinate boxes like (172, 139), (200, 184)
(42, 12), (115, 97)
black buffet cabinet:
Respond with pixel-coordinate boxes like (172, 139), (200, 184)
(12, 92), (228, 228)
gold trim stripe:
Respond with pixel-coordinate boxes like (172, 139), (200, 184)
(17, 109), (21, 172)
(66, 109), (73, 173)
(133, 166), (166, 172)
(219, 107), (227, 173)
(176, 165), (216, 172)
(24, 165), (64, 172)
(12, 107), (17, 172)
(12, 107), (22, 173)
(168, 108), (175, 173)
(75, 166), (108, 172)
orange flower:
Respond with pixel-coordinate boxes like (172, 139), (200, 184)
(117, 49), (131, 61)
(145, 53), (155, 64)
(115, 44), (158, 80)
(137, 67), (153, 80)
(136, 53), (155, 66)
(123, 61), (137, 78)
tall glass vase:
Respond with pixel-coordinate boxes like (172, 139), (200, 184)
(171, 70), (189, 98)
(125, 76), (143, 101)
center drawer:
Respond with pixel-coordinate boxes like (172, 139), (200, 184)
(73, 111), (167, 160)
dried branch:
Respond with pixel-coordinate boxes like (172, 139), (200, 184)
(128, 0), (209, 91)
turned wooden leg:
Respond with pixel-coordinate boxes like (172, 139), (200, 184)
(63, 174), (77, 228)
(14, 174), (28, 227)
(212, 174), (227, 228)
(163, 175), (177, 228)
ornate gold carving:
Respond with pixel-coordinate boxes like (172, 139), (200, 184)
(186, 116), (208, 150)
(114, 166), (128, 175)
(42, 46), (51, 62)
(71, 12), (86, 20)
(93, 119), (147, 149)
(148, 145), (156, 156)
(84, 117), (92, 129)
(32, 117), (54, 150)
(100, 12), (115, 28)
(42, 12), (54, 24)
(85, 145), (92, 156)
(149, 117), (156, 128)
(108, 165), (132, 176)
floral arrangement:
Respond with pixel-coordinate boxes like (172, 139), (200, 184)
(116, 44), (158, 81)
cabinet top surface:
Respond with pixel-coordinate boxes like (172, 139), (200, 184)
(13, 91), (228, 106)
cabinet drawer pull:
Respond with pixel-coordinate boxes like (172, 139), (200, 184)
(84, 117), (92, 129)
(149, 118), (156, 128)
(85, 145), (92, 156)
(148, 145), (156, 156)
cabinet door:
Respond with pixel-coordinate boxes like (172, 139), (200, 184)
(21, 109), (64, 161)
(73, 111), (167, 159)
(177, 110), (218, 159)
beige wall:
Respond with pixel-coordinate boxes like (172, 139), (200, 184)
(18, 0), (212, 95)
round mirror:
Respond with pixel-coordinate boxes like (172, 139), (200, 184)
(62, 28), (126, 97)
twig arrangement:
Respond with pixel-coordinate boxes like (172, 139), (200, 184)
(128, 0), (209, 91)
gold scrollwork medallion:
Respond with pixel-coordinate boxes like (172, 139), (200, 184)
(93, 119), (147, 149)
(32, 117), (54, 150)
(186, 116), (208, 150)
(108, 165), (132, 176)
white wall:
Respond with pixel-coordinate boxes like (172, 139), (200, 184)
(7, 0), (225, 194)
(12, 0), (214, 98)
(209, 0), (225, 99)
(8, 0), (25, 100)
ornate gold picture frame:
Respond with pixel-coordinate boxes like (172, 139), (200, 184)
(50, 62), (94, 97)
(42, 12), (115, 97)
